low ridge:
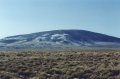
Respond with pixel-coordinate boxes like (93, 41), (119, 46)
(0, 30), (120, 50)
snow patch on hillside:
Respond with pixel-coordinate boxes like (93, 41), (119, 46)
(51, 34), (69, 41)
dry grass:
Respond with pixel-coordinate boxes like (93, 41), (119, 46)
(0, 49), (120, 79)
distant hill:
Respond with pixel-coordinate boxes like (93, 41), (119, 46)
(0, 30), (120, 50)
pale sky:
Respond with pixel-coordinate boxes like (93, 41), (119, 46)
(0, 0), (120, 38)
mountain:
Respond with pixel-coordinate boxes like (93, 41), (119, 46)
(0, 30), (120, 50)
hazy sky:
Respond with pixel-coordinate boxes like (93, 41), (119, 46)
(0, 0), (120, 38)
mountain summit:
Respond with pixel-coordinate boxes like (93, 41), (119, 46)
(0, 30), (120, 49)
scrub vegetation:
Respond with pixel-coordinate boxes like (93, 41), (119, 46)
(0, 49), (120, 79)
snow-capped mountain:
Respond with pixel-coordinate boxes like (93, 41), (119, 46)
(0, 30), (120, 50)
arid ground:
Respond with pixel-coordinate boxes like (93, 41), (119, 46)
(0, 49), (120, 79)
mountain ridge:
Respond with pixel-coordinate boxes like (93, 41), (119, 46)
(4, 29), (120, 39)
(0, 29), (120, 50)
